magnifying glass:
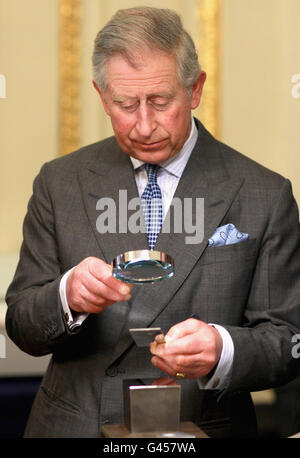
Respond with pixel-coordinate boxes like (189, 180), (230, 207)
(112, 250), (174, 284)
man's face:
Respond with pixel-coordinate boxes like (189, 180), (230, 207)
(94, 49), (206, 164)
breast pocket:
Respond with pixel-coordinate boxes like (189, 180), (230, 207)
(193, 238), (258, 323)
(199, 238), (257, 266)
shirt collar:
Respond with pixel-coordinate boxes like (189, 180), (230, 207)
(130, 116), (198, 178)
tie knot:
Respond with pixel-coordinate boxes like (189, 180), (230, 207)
(144, 163), (160, 183)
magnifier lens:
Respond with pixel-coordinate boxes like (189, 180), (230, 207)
(112, 250), (174, 284)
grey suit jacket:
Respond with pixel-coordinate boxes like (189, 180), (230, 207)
(5, 119), (300, 438)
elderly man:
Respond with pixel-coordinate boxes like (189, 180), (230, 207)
(6, 7), (300, 438)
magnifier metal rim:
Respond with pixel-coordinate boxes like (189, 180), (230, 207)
(113, 250), (174, 268)
(112, 250), (174, 283)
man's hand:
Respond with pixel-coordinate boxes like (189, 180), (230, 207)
(150, 318), (222, 379)
(66, 257), (132, 313)
(152, 377), (179, 387)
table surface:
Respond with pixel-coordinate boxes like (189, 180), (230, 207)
(101, 421), (209, 438)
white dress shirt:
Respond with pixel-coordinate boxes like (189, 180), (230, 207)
(59, 117), (234, 390)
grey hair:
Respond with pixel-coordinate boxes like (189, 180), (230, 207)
(92, 6), (201, 93)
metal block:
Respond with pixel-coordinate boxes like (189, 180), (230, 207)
(123, 381), (181, 433)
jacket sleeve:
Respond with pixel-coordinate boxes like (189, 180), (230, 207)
(5, 163), (77, 356)
(224, 179), (300, 393)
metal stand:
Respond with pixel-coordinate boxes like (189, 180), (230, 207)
(100, 380), (208, 438)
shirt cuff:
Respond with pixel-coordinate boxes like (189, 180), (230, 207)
(59, 268), (89, 332)
(197, 324), (234, 390)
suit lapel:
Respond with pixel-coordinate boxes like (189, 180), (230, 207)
(107, 121), (244, 365)
(77, 139), (148, 264)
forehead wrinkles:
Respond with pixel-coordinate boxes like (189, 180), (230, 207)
(109, 73), (177, 98)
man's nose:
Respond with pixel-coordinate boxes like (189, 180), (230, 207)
(135, 105), (157, 138)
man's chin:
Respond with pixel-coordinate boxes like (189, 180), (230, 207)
(129, 150), (173, 164)
(124, 145), (177, 164)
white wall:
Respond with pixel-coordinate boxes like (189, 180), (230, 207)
(220, 0), (300, 205)
(0, 0), (59, 254)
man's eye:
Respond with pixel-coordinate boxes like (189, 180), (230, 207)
(150, 99), (170, 109)
(123, 105), (136, 110)
(121, 104), (138, 112)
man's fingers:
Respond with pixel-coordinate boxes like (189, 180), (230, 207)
(87, 257), (132, 295)
(150, 321), (222, 378)
(152, 377), (179, 386)
(154, 333), (166, 344)
(165, 318), (203, 342)
(151, 354), (210, 379)
(151, 331), (203, 356)
(156, 352), (207, 370)
(151, 356), (176, 377)
(151, 356), (205, 379)
(67, 256), (133, 313)
(81, 271), (131, 303)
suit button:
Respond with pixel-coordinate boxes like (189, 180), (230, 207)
(212, 378), (220, 388)
(105, 366), (118, 377)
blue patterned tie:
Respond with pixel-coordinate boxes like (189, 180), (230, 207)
(141, 164), (163, 250)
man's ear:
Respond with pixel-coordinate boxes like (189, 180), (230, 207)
(92, 80), (111, 116)
(190, 71), (207, 110)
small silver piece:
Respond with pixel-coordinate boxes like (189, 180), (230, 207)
(129, 327), (164, 347)
(112, 249), (174, 284)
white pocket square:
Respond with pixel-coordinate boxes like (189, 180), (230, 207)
(208, 224), (249, 247)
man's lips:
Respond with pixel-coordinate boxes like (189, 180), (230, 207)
(132, 138), (169, 150)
